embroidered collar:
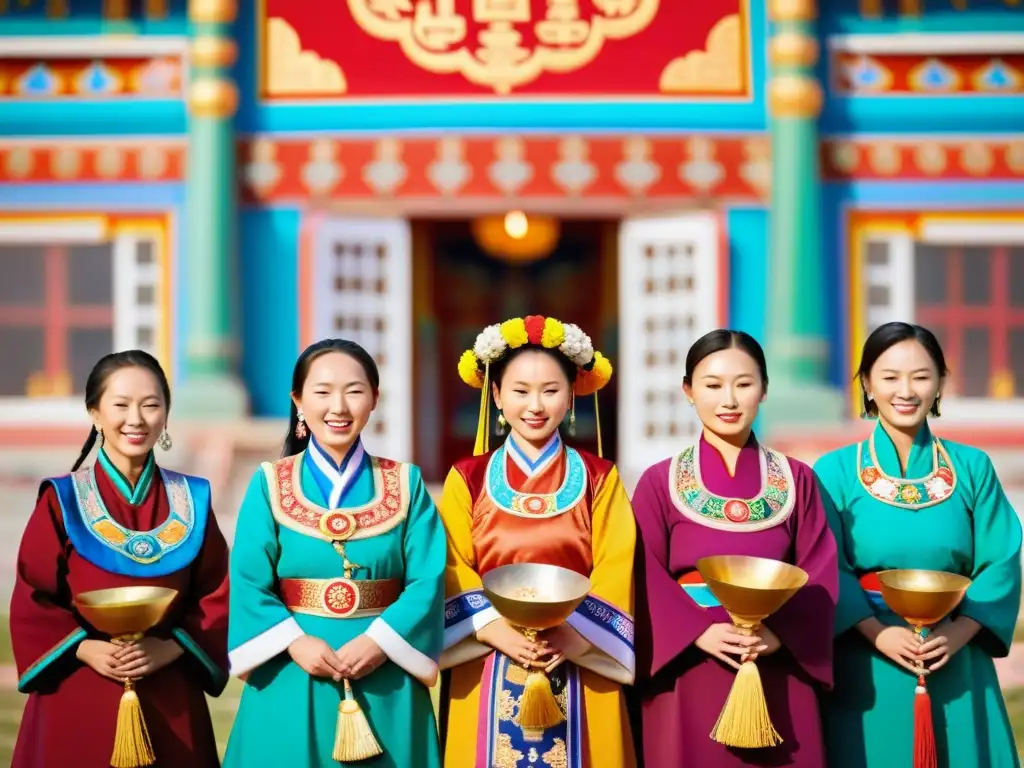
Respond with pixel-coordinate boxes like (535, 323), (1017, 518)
(485, 442), (586, 518)
(97, 449), (155, 506)
(857, 428), (956, 509)
(306, 436), (365, 509)
(669, 441), (795, 532)
(71, 464), (196, 563)
(506, 432), (562, 478)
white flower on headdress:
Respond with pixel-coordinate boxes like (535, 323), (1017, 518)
(559, 323), (594, 367)
(473, 324), (507, 363)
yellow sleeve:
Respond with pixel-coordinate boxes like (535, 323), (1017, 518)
(438, 467), (497, 669)
(566, 466), (637, 684)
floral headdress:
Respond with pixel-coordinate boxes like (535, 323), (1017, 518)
(457, 315), (613, 456)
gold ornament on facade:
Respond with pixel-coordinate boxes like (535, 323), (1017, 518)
(913, 143), (947, 176)
(189, 77), (238, 118)
(266, 17), (346, 96)
(868, 142), (901, 176)
(830, 142), (859, 175)
(3, 147), (34, 179)
(51, 147), (82, 180)
(95, 146), (125, 179)
(767, 74), (822, 118)
(137, 145), (169, 180)
(768, 31), (818, 68)
(188, 0), (237, 24)
(191, 36), (238, 68)
(1006, 141), (1024, 174)
(767, 0), (817, 22)
(960, 142), (993, 176)
(739, 138), (772, 196)
(660, 14), (745, 94)
(347, 0), (658, 94)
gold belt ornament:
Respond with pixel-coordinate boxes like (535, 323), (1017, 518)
(279, 577), (402, 619)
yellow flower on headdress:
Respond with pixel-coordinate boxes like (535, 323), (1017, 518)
(500, 318), (529, 348)
(541, 317), (565, 349)
(458, 349), (484, 388)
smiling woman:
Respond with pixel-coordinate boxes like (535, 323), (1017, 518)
(9, 350), (230, 768)
(224, 338), (447, 768)
(630, 329), (838, 768)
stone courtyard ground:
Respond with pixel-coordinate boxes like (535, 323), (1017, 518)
(0, 438), (1022, 761)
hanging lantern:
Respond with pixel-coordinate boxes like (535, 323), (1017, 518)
(471, 212), (560, 264)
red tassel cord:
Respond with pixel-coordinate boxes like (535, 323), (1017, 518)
(913, 675), (938, 768)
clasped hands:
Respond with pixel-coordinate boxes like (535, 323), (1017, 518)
(288, 634), (387, 681)
(77, 636), (184, 682)
(859, 616), (979, 676)
(475, 618), (592, 673)
(695, 622), (782, 670)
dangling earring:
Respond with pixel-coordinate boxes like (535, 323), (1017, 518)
(295, 410), (308, 439)
(861, 394), (876, 420)
(687, 398), (695, 406)
(96, 427), (105, 447)
(933, 395), (942, 418)
(158, 429), (172, 451)
(567, 411), (577, 437)
(496, 412), (507, 436)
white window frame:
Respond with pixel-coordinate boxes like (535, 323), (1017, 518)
(0, 217), (164, 425)
(859, 218), (1024, 424)
(310, 216), (413, 462)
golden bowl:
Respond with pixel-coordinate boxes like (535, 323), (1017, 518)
(696, 555), (808, 625)
(482, 563), (591, 631)
(876, 569), (971, 628)
(74, 586), (179, 637)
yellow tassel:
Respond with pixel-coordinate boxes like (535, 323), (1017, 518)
(518, 669), (565, 738)
(110, 680), (155, 768)
(473, 363), (491, 456)
(593, 392), (603, 458)
(333, 679), (383, 762)
(709, 660), (783, 749)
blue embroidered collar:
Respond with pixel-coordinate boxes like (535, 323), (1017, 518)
(485, 442), (586, 518)
(97, 448), (155, 506)
(306, 436), (365, 509)
(506, 432), (561, 478)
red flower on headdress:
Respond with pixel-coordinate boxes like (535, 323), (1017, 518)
(524, 315), (546, 346)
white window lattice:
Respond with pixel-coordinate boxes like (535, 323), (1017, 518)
(114, 238), (162, 356)
(618, 213), (722, 486)
(312, 218), (412, 462)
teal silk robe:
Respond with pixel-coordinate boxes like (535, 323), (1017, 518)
(815, 422), (1022, 768)
(224, 449), (446, 767)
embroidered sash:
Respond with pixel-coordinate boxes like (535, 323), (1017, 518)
(669, 444), (796, 532)
(857, 435), (957, 509)
(47, 467), (208, 577)
(262, 453), (409, 541)
(279, 577), (402, 619)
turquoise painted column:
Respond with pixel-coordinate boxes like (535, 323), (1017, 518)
(176, 0), (248, 418)
(760, 0), (844, 434)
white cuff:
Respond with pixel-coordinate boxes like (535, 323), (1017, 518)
(443, 605), (500, 650)
(566, 613), (635, 684)
(365, 618), (439, 687)
(228, 617), (304, 678)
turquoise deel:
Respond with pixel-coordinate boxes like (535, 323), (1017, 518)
(224, 452), (445, 768)
(815, 421), (1022, 768)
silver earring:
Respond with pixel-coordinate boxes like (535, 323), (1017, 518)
(96, 427), (105, 446)
(158, 429), (172, 451)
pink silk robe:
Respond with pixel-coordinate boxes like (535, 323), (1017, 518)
(10, 457), (230, 768)
(631, 436), (838, 767)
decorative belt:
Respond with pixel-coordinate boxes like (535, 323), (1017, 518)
(858, 572), (888, 611)
(280, 577), (402, 619)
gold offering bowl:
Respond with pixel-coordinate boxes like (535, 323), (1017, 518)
(482, 563), (591, 630)
(74, 586), (179, 637)
(696, 555), (808, 626)
(876, 569), (971, 628)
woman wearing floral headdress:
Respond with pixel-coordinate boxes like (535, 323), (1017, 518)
(439, 315), (636, 768)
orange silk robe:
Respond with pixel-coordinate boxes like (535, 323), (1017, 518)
(439, 441), (637, 768)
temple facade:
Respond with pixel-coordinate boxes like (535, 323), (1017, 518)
(0, 0), (1021, 484)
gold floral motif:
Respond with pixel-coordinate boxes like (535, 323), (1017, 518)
(493, 733), (525, 768)
(497, 688), (517, 722)
(660, 14), (745, 94)
(326, 583), (355, 612)
(93, 520), (128, 544)
(265, 17), (346, 95)
(542, 738), (569, 768)
(348, 0), (658, 94)
(157, 519), (188, 545)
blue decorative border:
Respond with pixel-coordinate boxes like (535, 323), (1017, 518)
(17, 627), (87, 693)
(444, 589), (493, 633)
(572, 595), (635, 652)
